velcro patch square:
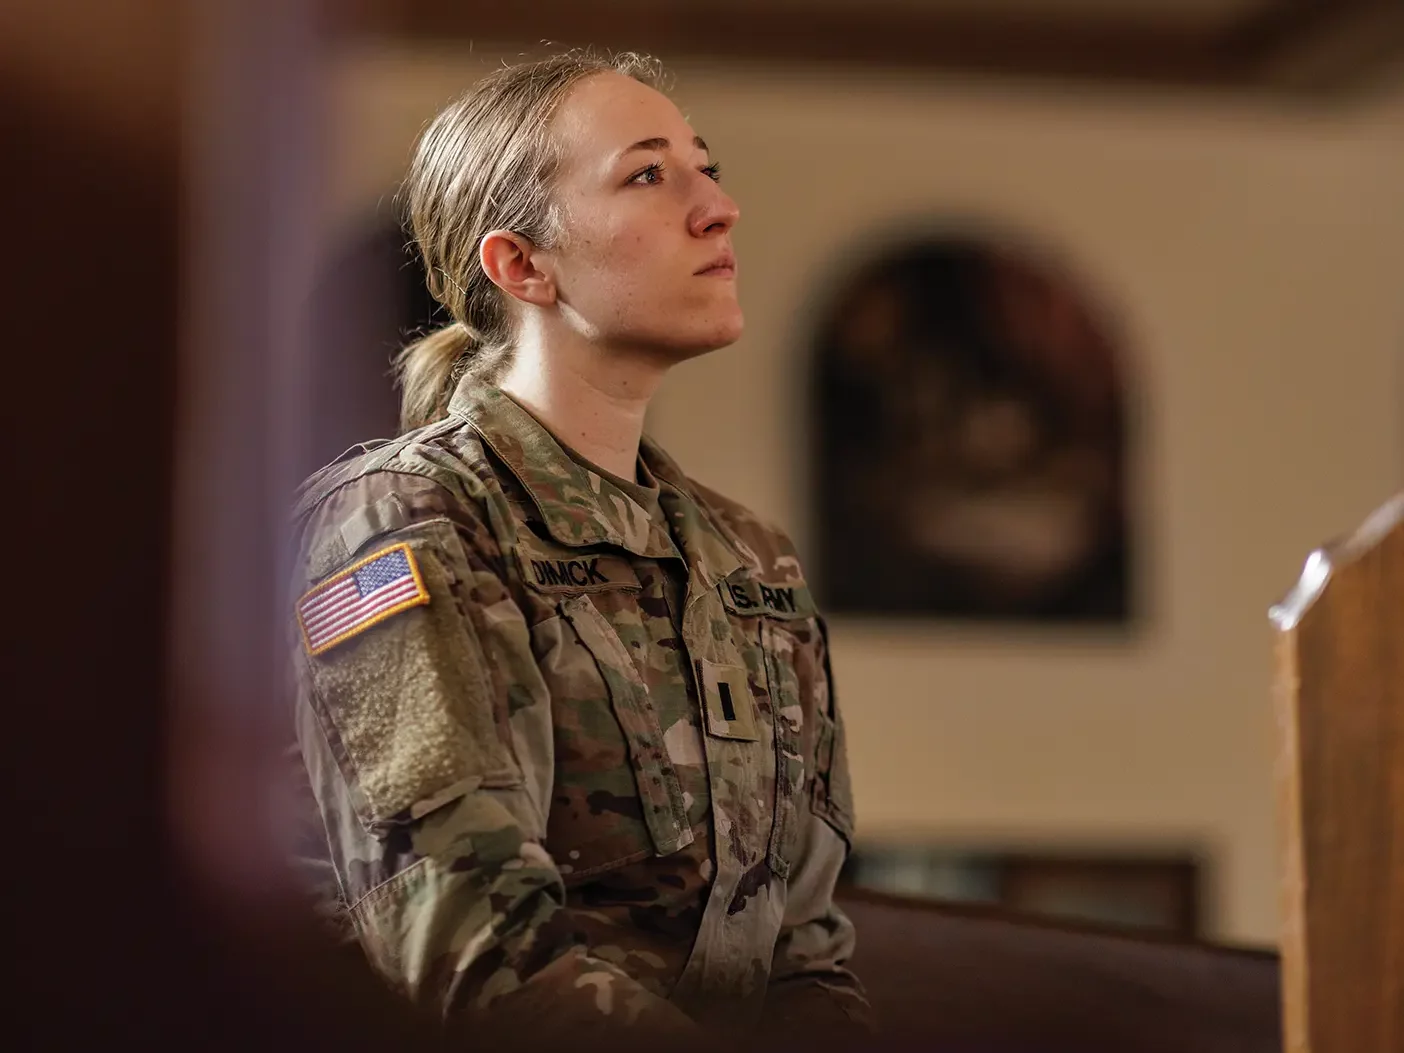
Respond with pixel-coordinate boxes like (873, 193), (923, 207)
(297, 542), (429, 656)
(697, 659), (761, 742)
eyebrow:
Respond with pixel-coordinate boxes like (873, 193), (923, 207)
(620, 135), (709, 158)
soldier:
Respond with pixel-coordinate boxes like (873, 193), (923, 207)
(289, 49), (870, 1046)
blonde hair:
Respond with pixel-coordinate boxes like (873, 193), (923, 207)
(395, 49), (666, 431)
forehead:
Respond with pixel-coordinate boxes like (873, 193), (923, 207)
(550, 72), (695, 168)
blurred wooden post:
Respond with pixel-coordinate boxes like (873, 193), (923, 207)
(1270, 493), (1404, 1053)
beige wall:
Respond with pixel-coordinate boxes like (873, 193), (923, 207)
(328, 45), (1404, 945)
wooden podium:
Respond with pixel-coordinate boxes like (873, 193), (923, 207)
(839, 888), (1279, 1051)
(1271, 493), (1404, 1053)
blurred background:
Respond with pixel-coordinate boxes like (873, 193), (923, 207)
(309, 3), (1404, 947)
(10, 10), (1403, 1043)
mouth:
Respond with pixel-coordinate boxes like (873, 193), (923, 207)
(695, 252), (737, 278)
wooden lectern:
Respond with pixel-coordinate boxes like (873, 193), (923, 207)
(1270, 493), (1404, 1053)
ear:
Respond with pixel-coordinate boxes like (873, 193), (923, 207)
(479, 229), (556, 308)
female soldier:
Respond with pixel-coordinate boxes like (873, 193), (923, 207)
(290, 50), (869, 1043)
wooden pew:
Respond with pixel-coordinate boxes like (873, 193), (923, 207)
(840, 887), (1280, 1051)
(1270, 492), (1404, 1053)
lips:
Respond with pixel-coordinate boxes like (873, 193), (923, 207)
(696, 251), (737, 277)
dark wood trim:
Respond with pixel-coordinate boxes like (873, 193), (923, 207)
(836, 884), (1279, 961)
(1221, 0), (1404, 91)
(355, 3), (1220, 83)
(344, 0), (1404, 96)
(1222, 0), (1379, 56)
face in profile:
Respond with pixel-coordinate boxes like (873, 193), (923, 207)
(543, 72), (744, 362)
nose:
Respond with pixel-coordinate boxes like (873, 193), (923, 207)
(688, 179), (739, 238)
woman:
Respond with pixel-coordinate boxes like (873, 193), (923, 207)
(290, 49), (869, 1043)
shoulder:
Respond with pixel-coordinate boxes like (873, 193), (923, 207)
(685, 477), (808, 587)
(291, 416), (512, 586)
(294, 417), (491, 517)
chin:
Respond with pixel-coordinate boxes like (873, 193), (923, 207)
(708, 311), (745, 350)
(701, 302), (746, 347)
(691, 324), (745, 361)
(646, 310), (744, 363)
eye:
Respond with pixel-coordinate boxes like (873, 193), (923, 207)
(628, 162), (665, 186)
(701, 162), (722, 183)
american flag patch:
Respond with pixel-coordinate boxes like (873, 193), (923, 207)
(297, 542), (429, 656)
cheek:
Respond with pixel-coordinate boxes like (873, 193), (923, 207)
(588, 230), (676, 315)
(555, 199), (687, 318)
(566, 221), (651, 291)
(602, 220), (660, 270)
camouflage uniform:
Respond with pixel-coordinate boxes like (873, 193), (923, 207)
(289, 381), (869, 1039)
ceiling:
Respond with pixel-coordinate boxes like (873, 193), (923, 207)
(720, 0), (1273, 17)
(347, 0), (1404, 98)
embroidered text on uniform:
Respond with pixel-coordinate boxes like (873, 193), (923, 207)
(531, 557), (611, 588)
(726, 581), (799, 615)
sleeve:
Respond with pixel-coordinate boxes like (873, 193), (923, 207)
(291, 474), (698, 1041)
(760, 617), (875, 1038)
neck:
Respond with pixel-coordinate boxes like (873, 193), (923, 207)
(497, 325), (669, 482)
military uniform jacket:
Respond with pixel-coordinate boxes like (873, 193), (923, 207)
(290, 382), (869, 1037)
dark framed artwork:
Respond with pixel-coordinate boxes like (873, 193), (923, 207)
(812, 232), (1134, 623)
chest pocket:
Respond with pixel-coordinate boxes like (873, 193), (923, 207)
(517, 533), (695, 883)
(557, 596), (694, 859)
(719, 573), (820, 879)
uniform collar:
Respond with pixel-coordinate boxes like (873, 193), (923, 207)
(641, 435), (746, 592)
(449, 382), (741, 587)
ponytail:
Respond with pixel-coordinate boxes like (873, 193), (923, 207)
(393, 50), (669, 435)
(394, 322), (476, 432)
